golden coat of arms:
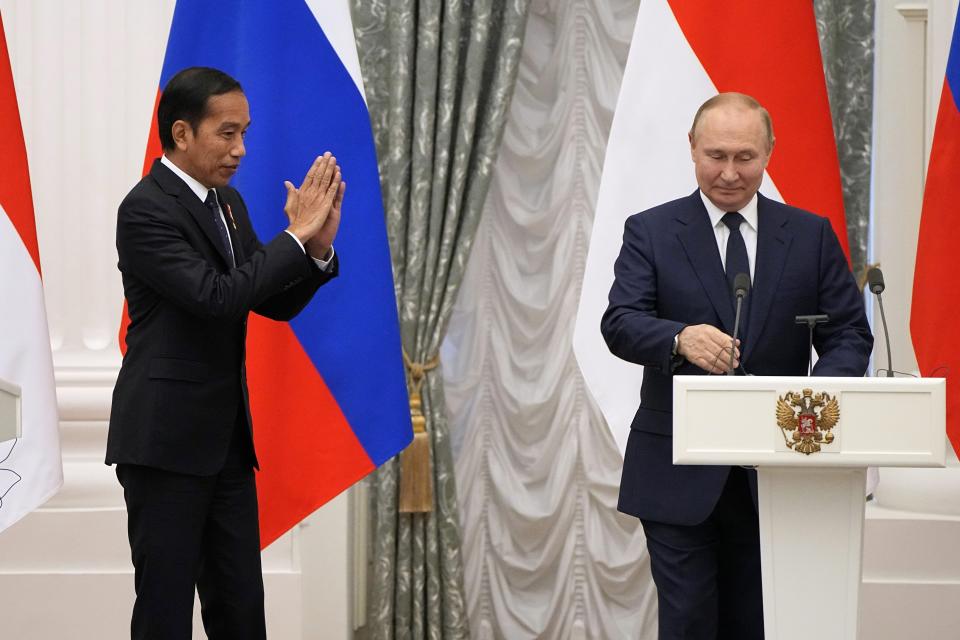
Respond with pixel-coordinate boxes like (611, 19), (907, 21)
(776, 389), (840, 455)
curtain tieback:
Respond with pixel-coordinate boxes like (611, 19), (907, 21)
(398, 349), (440, 513)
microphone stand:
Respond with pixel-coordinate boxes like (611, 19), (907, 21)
(730, 294), (744, 374)
(875, 294), (893, 377)
(869, 274), (895, 378)
(729, 273), (751, 375)
(795, 314), (829, 376)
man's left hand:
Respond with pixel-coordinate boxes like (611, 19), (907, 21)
(305, 179), (345, 260)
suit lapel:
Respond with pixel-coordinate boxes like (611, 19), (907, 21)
(743, 194), (792, 360)
(675, 191), (735, 333)
(150, 159), (235, 268)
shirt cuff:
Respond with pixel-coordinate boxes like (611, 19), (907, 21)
(283, 230), (334, 272)
(312, 245), (335, 271)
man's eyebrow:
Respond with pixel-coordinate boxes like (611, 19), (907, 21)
(217, 120), (250, 130)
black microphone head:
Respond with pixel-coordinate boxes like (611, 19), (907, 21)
(733, 272), (751, 297)
(867, 267), (885, 294)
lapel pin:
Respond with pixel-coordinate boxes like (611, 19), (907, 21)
(225, 203), (238, 230)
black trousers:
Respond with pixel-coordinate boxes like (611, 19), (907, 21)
(641, 467), (764, 640)
(116, 422), (264, 640)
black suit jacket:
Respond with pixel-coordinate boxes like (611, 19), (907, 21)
(601, 191), (872, 525)
(106, 159), (337, 475)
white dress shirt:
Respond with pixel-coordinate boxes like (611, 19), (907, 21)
(160, 155), (334, 270)
(699, 190), (758, 282)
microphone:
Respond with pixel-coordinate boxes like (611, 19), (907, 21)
(867, 267), (894, 377)
(795, 314), (830, 376)
(729, 273), (751, 374)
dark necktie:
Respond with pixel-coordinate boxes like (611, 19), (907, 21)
(204, 189), (235, 267)
(722, 211), (750, 339)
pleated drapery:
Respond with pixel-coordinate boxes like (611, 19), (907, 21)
(443, 1), (655, 638)
(351, 1), (531, 638)
(815, 0), (875, 277)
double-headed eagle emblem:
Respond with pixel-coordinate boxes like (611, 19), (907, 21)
(776, 388), (840, 455)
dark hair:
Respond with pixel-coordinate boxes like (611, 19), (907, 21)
(157, 67), (243, 151)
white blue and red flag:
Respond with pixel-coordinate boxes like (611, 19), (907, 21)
(125, 0), (411, 547)
(912, 10), (960, 459)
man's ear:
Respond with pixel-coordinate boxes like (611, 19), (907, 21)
(763, 137), (776, 166)
(171, 120), (191, 151)
(688, 131), (696, 161)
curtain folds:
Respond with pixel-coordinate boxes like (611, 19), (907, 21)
(442, 1), (655, 638)
(351, 1), (531, 638)
(815, 0), (876, 277)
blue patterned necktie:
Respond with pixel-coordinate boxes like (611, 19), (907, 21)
(722, 211), (750, 340)
(204, 189), (235, 267)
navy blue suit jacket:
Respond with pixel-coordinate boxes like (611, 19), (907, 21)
(601, 190), (872, 525)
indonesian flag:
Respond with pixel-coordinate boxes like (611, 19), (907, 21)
(573, 0), (848, 453)
(912, 11), (960, 458)
(0, 13), (62, 533)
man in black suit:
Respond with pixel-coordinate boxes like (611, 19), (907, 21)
(601, 93), (872, 639)
(106, 67), (344, 639)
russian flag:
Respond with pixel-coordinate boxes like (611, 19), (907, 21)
(912, 10), (960, 459)
(126, 0), (412, 547)
(573, 0), (848, 454)
(0, 11), (62, 533)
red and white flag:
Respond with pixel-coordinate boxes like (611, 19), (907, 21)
(573, 1), (848, 453)
(0, 13), (62, 533)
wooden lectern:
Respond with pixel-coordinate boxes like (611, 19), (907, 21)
(673, 376), (945, 640)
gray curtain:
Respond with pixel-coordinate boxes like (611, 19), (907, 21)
(815, 0), (876, 278)
(350, 1), (530, 638)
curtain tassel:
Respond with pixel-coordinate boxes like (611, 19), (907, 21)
(398, 350), (439, 513)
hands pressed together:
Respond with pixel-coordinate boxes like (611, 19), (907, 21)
(676, 324), (740, 374)
(284, 152), (345, 260)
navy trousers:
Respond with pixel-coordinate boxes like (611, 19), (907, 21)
(641, 467), (764, 640)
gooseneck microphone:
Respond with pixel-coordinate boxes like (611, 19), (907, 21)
(729, 273), (751, 374)
(867, 267), (894, 378)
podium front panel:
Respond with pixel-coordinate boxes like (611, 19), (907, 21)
(673, 376), (945, 468)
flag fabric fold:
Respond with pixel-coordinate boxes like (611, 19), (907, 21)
(0, 12), (63, 534)
(573, 0), (847, 454)
(912, 10), (960, 459)
(134, 0), (411, 547)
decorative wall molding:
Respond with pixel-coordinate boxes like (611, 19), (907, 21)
(895, 2), (929, 20)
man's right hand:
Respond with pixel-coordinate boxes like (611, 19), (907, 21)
(676, 324), (740, 374)
(284, 153), (343, 243)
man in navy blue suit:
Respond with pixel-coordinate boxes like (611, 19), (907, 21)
(601, 93), (872, 639)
